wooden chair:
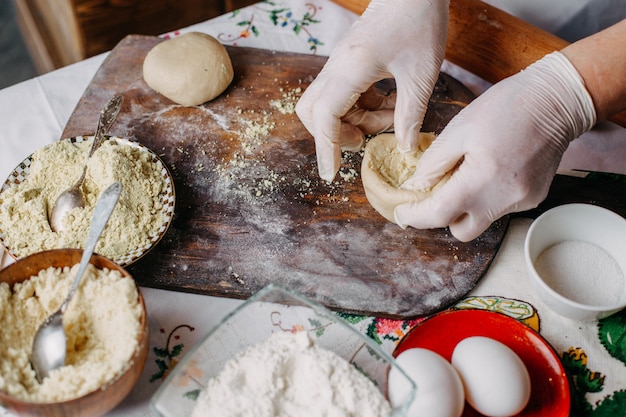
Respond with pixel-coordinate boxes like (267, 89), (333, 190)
(14, 0), (255, 74)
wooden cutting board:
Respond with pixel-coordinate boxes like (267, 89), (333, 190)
(61, 34), (508, 319)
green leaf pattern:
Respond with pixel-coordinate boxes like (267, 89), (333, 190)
(217, 0), (324, 52)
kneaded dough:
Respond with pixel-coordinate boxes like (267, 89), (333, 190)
(361, 132), (450, 223)
(143, 32), (234, 106)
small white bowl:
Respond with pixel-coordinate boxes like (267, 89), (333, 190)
(524, 203), (626, 321)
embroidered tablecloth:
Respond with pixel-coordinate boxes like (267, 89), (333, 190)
(1, 1), (626, 416)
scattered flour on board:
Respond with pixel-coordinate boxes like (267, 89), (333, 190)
(159, 85), (365, 285)
(209, 86), (361, 207)
(269, 86), (302, 115)
(534, 240), (625, 306)
(190, 331), (391, 417)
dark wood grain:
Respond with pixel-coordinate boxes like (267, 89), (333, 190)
(62, 34), (508, 319)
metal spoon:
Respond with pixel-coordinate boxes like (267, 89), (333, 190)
(31, 181), (122, 382)
(49, 94), (123, 232)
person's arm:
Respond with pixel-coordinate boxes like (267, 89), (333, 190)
(393, 20), (626, 241)
(562, 19), (626, 121)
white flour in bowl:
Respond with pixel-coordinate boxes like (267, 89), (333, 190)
(0, 264), (142, 402)
(534, 240), (624, 306)
(191, 331), (391, 417)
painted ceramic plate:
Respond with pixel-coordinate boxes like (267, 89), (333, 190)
(394, 309), (570, 417)
(0, 136), (175, 267)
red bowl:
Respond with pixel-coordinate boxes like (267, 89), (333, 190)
(394, 309), (570, 417)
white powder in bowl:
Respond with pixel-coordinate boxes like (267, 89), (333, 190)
(0, 264), (142, 402)
(191, 331), (392, 417)
(534, 240), (625, 306)
(0, 139), (167, 261)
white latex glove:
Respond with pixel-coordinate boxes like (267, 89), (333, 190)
(395, 51), (597, 241)
(295, 0), (450, 182)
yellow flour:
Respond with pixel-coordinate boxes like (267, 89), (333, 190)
(0, 264), (142, 402)
(361, 132), (451, 223)
(0, 139), (167, 260)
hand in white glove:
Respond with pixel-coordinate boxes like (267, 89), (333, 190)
(395, 51), (597, 242)
(295, 0), (450, 182)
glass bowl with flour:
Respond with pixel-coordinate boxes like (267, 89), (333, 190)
(150, 284), (416, 417)
(0, 136), (175, 266)
(525, 203), (626, 321)
(0, 248), (149, 417)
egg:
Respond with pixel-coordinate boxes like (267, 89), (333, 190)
(451, 336), (531, 417)
(389, 348), (465, 417)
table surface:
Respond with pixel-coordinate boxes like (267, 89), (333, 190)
(2, 1), (626, 415)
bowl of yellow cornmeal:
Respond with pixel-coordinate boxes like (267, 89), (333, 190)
(0, 136), (175, 266)
(0, 248), (149, 417)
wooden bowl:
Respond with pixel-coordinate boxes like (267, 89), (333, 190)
(0, 249), (149, 417)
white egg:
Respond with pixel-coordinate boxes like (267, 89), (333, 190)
(389, 348), (465, 417)
(451, 336), (531, 417)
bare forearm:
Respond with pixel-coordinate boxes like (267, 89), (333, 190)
(562, 19), (626, 121)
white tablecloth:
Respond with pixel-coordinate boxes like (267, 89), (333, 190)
(2, 1), (626, 415)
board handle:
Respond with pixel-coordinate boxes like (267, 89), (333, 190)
(331, 0), (626, 128)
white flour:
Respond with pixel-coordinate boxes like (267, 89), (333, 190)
(191, 331), (391, 417)
(534, 240), (625, 306)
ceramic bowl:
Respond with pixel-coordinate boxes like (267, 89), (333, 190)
(394, 309), (571, 417)
(0, 136), (176, 267)
(524, 203), (626, 321)
(150, 284), (416, 417)
(0, 249), (149, 417)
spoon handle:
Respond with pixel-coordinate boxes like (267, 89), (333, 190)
(89, 94), (124, 158)
(60, 182), (122, 314)
(71, 94), (124, 189)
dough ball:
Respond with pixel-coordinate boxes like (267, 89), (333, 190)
(361, 132), (450, 222)
(143, 32), (234, 106)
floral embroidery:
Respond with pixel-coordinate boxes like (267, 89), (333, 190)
(271, 310), (331, 337)
(218, 1), (324, 53)
(573, 309), (626, 416)
(598, 309), (626, 366)
(172, 358), (203, 388)
(336, 312), (422, 346)
(223, 10), (259, 42)
(454, 295), (540, 331)
(175, 359), (204, 400)
(150, 324), (196, 383)
(372, 317), (423, 344)
(562, 347), (606, 416)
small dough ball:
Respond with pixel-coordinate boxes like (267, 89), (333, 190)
(361, 132), (450, 222)
(143, 32), (234, 106)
